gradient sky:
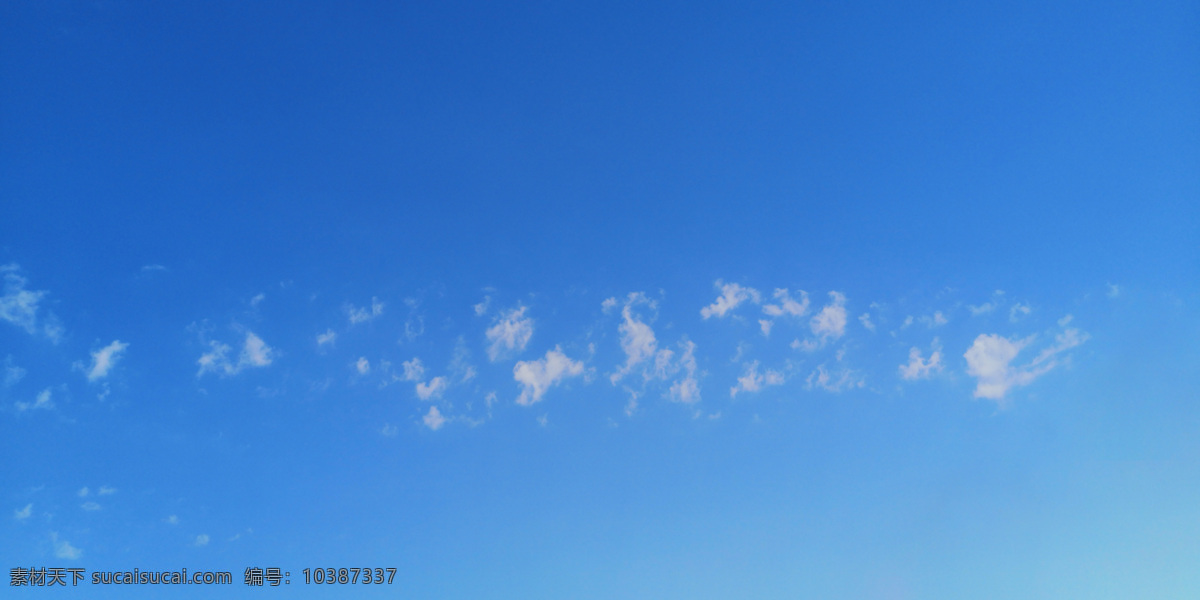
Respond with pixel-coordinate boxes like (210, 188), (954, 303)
(2, 1), (1198, 598)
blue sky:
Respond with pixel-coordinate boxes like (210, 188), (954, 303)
(2, 1), (1198, 598)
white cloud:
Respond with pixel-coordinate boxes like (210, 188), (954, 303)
(1106, 283), (1120, 298)
(196, 342), (232, 376)
(346, 297), (384, 324)
(610, 293), (658, 384)
(607, 294), (701, 406)
(859, 313), (876, 332)
(762, 288), (810, 318)
(449, 339), (477, 383)
(805, 363), (863, 393)
(700, 281), (761, 319)
(0, 264), (62, 341)
(81, 501), (101, 511)
(423, 406), (446, 431)
(1031, 321), (1090, 368)
(486, 306), (534, 361)
(52, 533), (81, 559)
(810, 291), (848, 340)
(513, 347), (584, 406)
(86, 340), (129, 382)
(404, 314), (424, 342)
(1009, 303), (1031, 322)
(758, 319), (773, 336)
(601, 297), (619, 313)
(141, 264), (168, 273)
(240, 332), (273, 367)
(919, 311), (948, 328)
(899, 340), (943, 381)
(380, 423), (398, 437)
(401, 358), (425, 382)
(3, 355), (26, 387)
(316, 329), (337, 347)
(415, 376), (448, 401)
(968, 291), (1005, 316)
(355, 357), (370, 375)
(250, 293), (265, 307)
(968, 302), (996, 316)
(15, 388), (54, 412)
(194, 534), (209, 547)
(667, 340), (700, 404)
(197, 332), (275, 377)
(474, 295), (491, 316)
(78, 487), (89, 498)
(730, 361), (785, 398)
(964, 322), (1087, 403)
(964, 334), (1039, 401)
(14, 503), (32, 520)
(164, 515), (179, 525)
(623, 390), (640, 416)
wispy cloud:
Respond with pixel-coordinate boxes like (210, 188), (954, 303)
(345, 297), (384, 324)
(52, 533), (81, 559)
(415, 376), (448, 401)
(486, 306), (534, 361)
(964, 334), (1039, 401)
(968, 303), (996, 316)
(858, 313), (876, 332)
(14, 503), (32, 521)
(762, 288), (810, 318)
(918, 311), (948, 328)
(316, 329), (337, 347)
(805, 363), (863, 393)
(608, 293), (701, 406)
(810, 291), (848, 340)
(701, 281), (761, 319)
(759, 288), (811, 336)
(0, 264), (63, 342)
(513, 347), (584, 406)
(3, 355), (26, 387)
(197, 332), (275, 377)
(964, 319), (1087, 403)
(899, 339), (943, 381)
(667, 340), (700, 404)
(968, 291), (1004, 316)
(730, 361), (785, 398)
(449, 338), (477, 383)
(85, 340), (129, 382)
(1009, 303), (1031, 322)
(423, 406), (446, 430)
(15, 388), (54, 412)
(610, 293), (659, 384)
(473, 295), (491, 316)
(402, 358), (425, 382)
